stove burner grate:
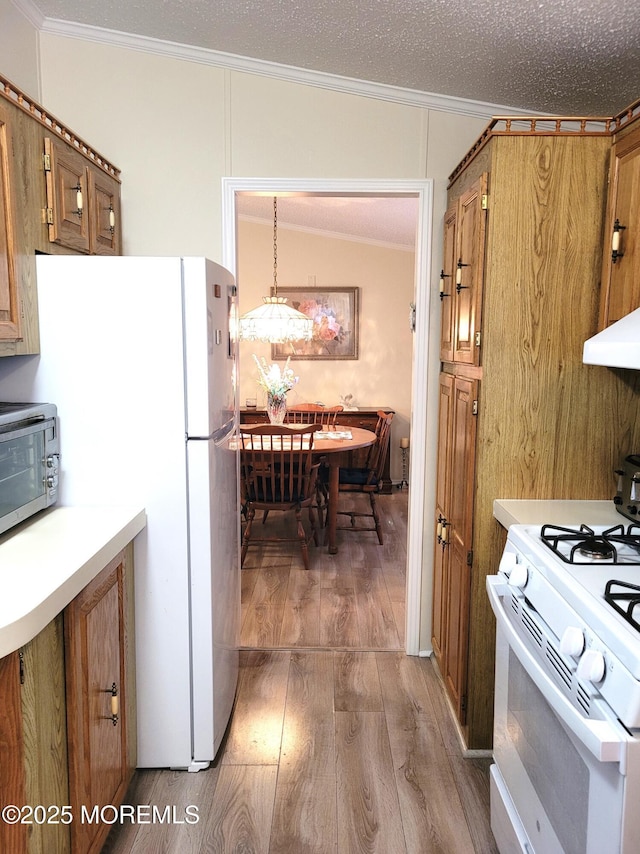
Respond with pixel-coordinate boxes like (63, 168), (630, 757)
(605, 580), (640, 632)
(540, 523), (640, 565)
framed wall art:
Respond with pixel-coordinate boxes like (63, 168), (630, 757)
(271, 286), (360, 360)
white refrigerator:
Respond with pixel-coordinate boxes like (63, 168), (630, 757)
(0, 255), (240, 770)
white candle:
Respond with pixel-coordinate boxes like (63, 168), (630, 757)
(400, 437), (409, 449)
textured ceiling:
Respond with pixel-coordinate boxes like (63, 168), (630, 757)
(26, 0), (640, 115)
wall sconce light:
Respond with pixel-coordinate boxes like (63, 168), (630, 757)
(612, 219), (626, 264)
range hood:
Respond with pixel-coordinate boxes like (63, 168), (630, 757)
(583, 307), (640, 369)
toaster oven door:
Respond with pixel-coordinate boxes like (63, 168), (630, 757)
(0, 417), (58, 535)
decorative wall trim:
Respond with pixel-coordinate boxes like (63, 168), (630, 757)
(20, 9), (525, 120)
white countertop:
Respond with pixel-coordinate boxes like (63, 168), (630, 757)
(0, 505), (146, 658)
(493, 499), (623, 529)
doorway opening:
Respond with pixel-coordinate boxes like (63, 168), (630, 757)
(222, 178), (434, 655)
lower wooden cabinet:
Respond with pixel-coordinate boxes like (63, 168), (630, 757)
(65, 549), (134, 854)
(0, 544), (135, 854)
(431, 372), (477, 723)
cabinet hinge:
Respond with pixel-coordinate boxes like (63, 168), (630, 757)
(461, 693), (467, 712)
(467, 550), (473, 566)
(475, 330), (481, 348)
(19, 650), (25, 684)
(472, 400), (478, 416)
(45, 207), (54, 225)
(481, 194), (488, 210)
(43, 153), (51, 172)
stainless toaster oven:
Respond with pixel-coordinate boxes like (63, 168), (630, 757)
(614, 453), (640, 522)
(0, 402), (59, 536)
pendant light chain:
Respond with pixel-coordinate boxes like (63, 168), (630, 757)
(272, 196), (278, 297)
(237, 193), (313, 343)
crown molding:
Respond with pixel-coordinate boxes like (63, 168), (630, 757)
(27, 13), (527, 120)
(10, 0), (45, 27)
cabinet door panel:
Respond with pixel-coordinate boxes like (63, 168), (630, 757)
(0, 652), (26, 854)
(600, 128), (640, 326)
(45, 137), (90, 254)
(432, 374), (454, 664)
(443, 541), (471, 722)
(89, 166), (121, 255)
(65, 553), (129, 854)
(0, 115), (21, 341)
(453, 176), (487, 365)
(449, 376), (478, 556)
(439, 205), (457, 362)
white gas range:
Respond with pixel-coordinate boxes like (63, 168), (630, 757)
(487, 513), (640, 854)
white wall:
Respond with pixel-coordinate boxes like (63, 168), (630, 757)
(237, 218), (415, 479)
(0, 0), (40, 97)
(1, 13), (488, 650)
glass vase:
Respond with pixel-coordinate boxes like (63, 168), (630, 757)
(266, 393), (287, 425)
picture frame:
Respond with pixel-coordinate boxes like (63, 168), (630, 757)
(271, 286), (360, 360)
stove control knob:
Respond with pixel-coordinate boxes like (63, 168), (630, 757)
(499, 551), (517, 575)
(626, 505), (638, 515)
(576, 649), (605, 683)
(507, 563), (528, 590)
(560, 626), (585, 658)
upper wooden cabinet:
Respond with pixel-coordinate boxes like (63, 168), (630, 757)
(0, 73), (122, 357)
(439, 178), (487, 365)
(45, 137), (121, 256)
(0, 108), (21, 342)
(598, 121), (640, 328)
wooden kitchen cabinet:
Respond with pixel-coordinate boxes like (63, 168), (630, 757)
(0, 616), (70, 854)
(0, 72), (122, 357)
(598, 121), (640, 328)
(65, 549), (135, 854)
(0, 544), (136, 854)
(0, 104), (21, 343)
(0, 650), (27, 854)
(432, 112), (640, 750)
(431, 372), (477, 722)
(44, 137), (121, 256)
(438, 176), (487, 366)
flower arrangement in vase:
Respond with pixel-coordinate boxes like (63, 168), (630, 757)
(253, 355), (299, 424)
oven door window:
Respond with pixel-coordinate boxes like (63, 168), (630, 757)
(494, 626), (625, 854)
(0, 429), (46, 514)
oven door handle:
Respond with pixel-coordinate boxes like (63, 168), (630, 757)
(487, 575), (627, 765)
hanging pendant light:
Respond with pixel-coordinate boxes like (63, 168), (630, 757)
(238, 196), (314, 343)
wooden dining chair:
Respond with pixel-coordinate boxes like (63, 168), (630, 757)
(285, 404), (344, 517)
(285, 404), (343, 426)
(323, 410), (394, 544)
(239, 424), (321, 570)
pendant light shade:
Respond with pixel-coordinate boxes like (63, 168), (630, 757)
(238, 197), (314, 343)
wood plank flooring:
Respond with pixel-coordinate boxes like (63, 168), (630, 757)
(240, 491), (408, 649)
(103, 491), (498, 853)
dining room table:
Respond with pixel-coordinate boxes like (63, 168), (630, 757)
(238, 423), (377, 555)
